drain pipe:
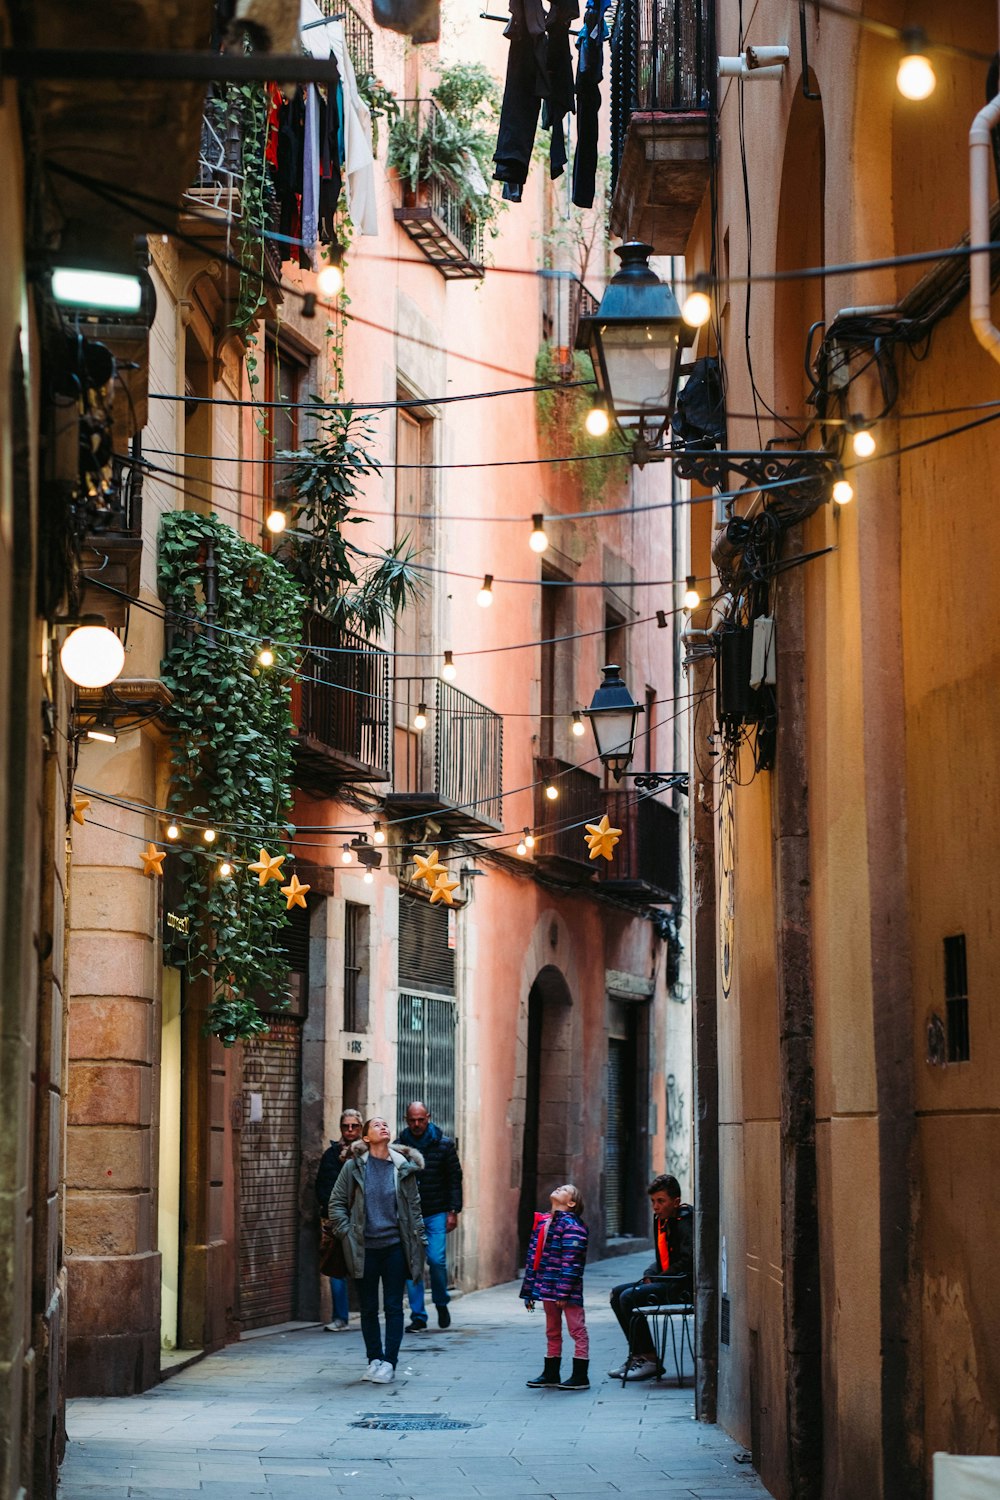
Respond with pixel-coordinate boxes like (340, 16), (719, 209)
(970, 54), (1000, 360)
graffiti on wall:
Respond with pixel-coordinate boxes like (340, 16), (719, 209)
(666, 1072), (690, 1184)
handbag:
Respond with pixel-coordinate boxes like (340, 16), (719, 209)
(319, 1220), (349, 1279)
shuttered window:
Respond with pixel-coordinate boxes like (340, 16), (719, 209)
(398, 897), (454, 996)
(397, 898), (457, 1138)
(239, 1018), (302, 1329)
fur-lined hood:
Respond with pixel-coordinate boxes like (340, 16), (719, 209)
(347, 1140), (424, 1173)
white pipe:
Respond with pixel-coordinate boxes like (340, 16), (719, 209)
(718, 54), (786, 80)
(970, 90), (1000, 361)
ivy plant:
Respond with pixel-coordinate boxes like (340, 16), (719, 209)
(535, 344), (631, 505)
(158, 511), (306, 1044)
(210, 81), (274, 333)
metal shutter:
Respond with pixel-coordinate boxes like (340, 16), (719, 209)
(239, 1018), (302, 1329)
(397, 993), (457, 1139)
(398, 897), (454, 996)
(605, 1039), (625, 1238)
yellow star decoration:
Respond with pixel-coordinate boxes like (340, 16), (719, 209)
(584, 813), (622, 862)
(72, 795), (91, 826)
(280, 873), (311, 910)
(428, 872), (459, 906)
(248, 847), (286, 886)
(413, 848), (447, 888)
(139, 842), (166, 878)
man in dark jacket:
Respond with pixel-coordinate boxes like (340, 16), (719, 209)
(608, 1174), (693, 1381)
(394, 1101), (463, 1330)
(315, 1109), (363, 1330)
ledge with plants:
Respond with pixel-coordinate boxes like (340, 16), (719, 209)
(535, 345), (631, 506)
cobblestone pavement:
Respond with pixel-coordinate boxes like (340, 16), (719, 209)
(59, 1251), (772, 1500)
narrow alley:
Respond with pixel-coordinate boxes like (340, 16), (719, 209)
(58, 1254), (768, 1500)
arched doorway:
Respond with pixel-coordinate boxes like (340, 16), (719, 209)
(517, 966), (575, 1261)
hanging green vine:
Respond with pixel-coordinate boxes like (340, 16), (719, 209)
(535, 344), (631, 505)
(158, 511), (306, 1045)
(210, 81), (273, 333)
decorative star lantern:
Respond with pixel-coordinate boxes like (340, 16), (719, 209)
(248, 847), (286, 886)
(72, 795), (91, 826)
(413, 848), (447, 888)
(584, 814), (622, 862)
(429, 871), (459, 906)
(280, 873), (311, 910)
(139, 842), (166, 878)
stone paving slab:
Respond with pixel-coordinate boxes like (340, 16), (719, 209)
(60, 1252), (770, 1500)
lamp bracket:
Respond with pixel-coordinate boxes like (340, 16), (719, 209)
(639, 444), (837, 522)
(629, 772), (689, 796)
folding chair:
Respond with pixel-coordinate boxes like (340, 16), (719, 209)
(624, 1301), (695, 1387)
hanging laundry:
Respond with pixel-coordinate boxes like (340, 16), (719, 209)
(302, 84), (321, 253)
(301, 0), (378, 235)
(317, 83), (344, 244)
(493, 0), (580, 201)
(571, 0), (608, 208)
(370, 0), (439, 46)
(275, 86), (307, 249)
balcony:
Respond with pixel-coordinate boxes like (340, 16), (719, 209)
(181, 100), (283, 292)
(292, 613), (392, 788)
(77, 440), (144, 626)
(389, 680), (503, 833)
(544, 275), (601, 379)
(609, 0), (712, 253)
(532, 757), (603, 879)
(316, 0), (375, 78)
(392, 102), (486, 280)
(596, 788), (681, 902)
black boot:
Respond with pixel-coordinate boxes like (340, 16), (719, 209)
(526, 1356), (561, 1388)
(558, 1358), (590, 1391)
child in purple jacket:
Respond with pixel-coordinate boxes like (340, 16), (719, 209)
(520, 1184), (590, 1391)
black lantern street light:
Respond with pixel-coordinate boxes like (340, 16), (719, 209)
(583, 665), (689, 794)
(575, 242), (691, 448)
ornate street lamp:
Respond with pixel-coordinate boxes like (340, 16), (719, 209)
(583, 664), (688, 793)
(575, 242), (691, 447)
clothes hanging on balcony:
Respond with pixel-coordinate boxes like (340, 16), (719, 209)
(571, 0), (608, 208)
(301, 0), (378, 235)
(274, 86), (308, 256)
(317, 84), (344, 244)
(493, 0), (580, 200)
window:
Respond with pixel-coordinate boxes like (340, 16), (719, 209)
(604, 604), (627, 675)
(343, 902), (371, 1033)
(944, 934), (970, 1062)
(540, 572), (572, 757)
(263, 342), (304, 531)
(394, 406), (433, 733)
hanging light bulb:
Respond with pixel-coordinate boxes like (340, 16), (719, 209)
(341, 845), (353, 864)
(528, 514), (549, 554)
(545, 781), (559, 801)
(373, 821), (386, 845)
(441, 650), (457, 682)
(317, 262), (344, 298)
(848, 416), (877, 459)
(59, 616), (126, 688)
(414, 702), (428, 731)
(265, 505), (287, 535)
(683, 575), (701, 610)
(525, 829), (536, 849)
(218, 860), (233, 878)
(363, 869), (374, 885)
(516, 836), (527, 856)
(572, 711), (585, 738)
(681, 275), (713, 329)
(476, 575), (494, 609)
(166, 823), (180, 841)
(258, 638), (275, 667)
(203, 827), (217, 844)
(897, 29), (935, 100)
(585, 401), (610, 437)
(832, 471), (855, 505)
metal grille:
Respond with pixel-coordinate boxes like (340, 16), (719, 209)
(399, 898), (455, 995)
(435, 681), (503, 827)
(239, 1019), (302, 1329)
(344, 901), (370, 1033)
(605, 1039), (626, 1237)
(598, 791), (681, 898)
(317, 0), (374, 78)
(610, 0), (711, 190)
(351, 1414), (479, 1431)
(296, 612), (391, 778)
(534, 757), (603, 865)
(397, 993), (456, 1139)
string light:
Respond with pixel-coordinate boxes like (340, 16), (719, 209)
(413, 702), (428, 731)
(317, 260), (344, 298)
(516, 835), (527, 855)
(681, 274), (713, 329)
(524, 829), (535, 849)
(528, 514), (549, 554)
(848, 416), (877, 458)
(683, 575), (701, 610)
(572, 711), (586, 737)
(373, 821), (386, 845)
(544, 782), (559, 801)
(258, 638), (275, 667)
(203, 827), (217, 844)
(476, 575), (494, 608)
(585, 401), (610, 437)
(341, 845), (353, 864)
(441, 650), (457, 681)
(897, 29), (936, 100)
(218, 860), (233, 878)
(265, 505), (287, 534)
(363, 870), (374, 884)
(166, 823), (180, 840)
(832, 470), (855, 505)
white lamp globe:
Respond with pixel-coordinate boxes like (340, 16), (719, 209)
(60, 622), (125, 688)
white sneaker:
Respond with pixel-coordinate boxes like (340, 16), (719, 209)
(369, 1360), (395, 1383)
(362, 1359), (384, 1380)
(324, 1319), (349, 1332)
(624, 1357), (661, 1381)
(608, 1357), (633, 1379)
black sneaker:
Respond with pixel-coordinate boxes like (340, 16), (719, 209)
(436, 1305), (451, 1329)
(406, 1318), (427, 1332)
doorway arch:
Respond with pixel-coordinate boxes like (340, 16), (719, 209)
(517, 965), (576, 1261)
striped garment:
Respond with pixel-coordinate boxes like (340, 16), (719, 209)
(519, 1210), (589, 1306)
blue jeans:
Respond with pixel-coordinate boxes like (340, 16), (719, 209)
(328, 1276), (349, 1322)
(406, 1211), (449, 1322)
(357, 1241), (407, 1367)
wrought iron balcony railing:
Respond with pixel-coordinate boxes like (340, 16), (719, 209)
(391, 679), (503, 831)
(392, 101), (486, 280)
(316, 0), (375, 79)
(292, 613), (392, 785)
(77, 437), (144, 626)
(596, 788), (681, 901)
(533, 757), (604, 872)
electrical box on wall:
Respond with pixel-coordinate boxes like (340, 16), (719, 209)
(750, 616), (776, 689)
(717, 625), (759, 727)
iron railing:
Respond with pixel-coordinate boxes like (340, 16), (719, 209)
(435, 681), (503, 826)
(316, 0), (375, 78)
(597, 788), (681, 897)
(394, 100), (486, 270)
(296, 613), (391, 777)
(610, 0), (711, 189)
(533, 757), (604, 865)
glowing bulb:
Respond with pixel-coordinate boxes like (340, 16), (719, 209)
(86, 725), (117, 744)
(363, 869), (374, 885)
(528, 514), (549, 554)
(545, 782), (559, 801)
(682, 289), (712, 329)
(897, 35), (935, 101)
(166, 823), (180, 841)
(441, 650), (457, 682)
(832, 476), (854, 506)
(317, 262), (344, 298)
(525, 830), (535, 849)
(572, 711), (585, 737)
(516, 838), (527, 856)
(373, 822), (386, 845)
(59, 620), (126, 688)
(414, 703), (428, 731)
(477, 575), (494, 609)
(265, 506), (287, 535)
(258, 638), (275, 667)
(203, 828), (217, 844)
(683, 575), (701, 610)
(852, 428), (876, 459)
(341, 845), (353, 864)
(219, 861), (233, 878)
(585, 404), (610, 437)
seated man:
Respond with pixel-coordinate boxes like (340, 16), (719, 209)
(608, 1173), (693, 1382)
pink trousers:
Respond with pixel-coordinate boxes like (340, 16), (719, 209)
(544, 1300), (589, 1358)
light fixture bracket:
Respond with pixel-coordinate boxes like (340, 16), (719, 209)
(638, 443), (838, 524)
